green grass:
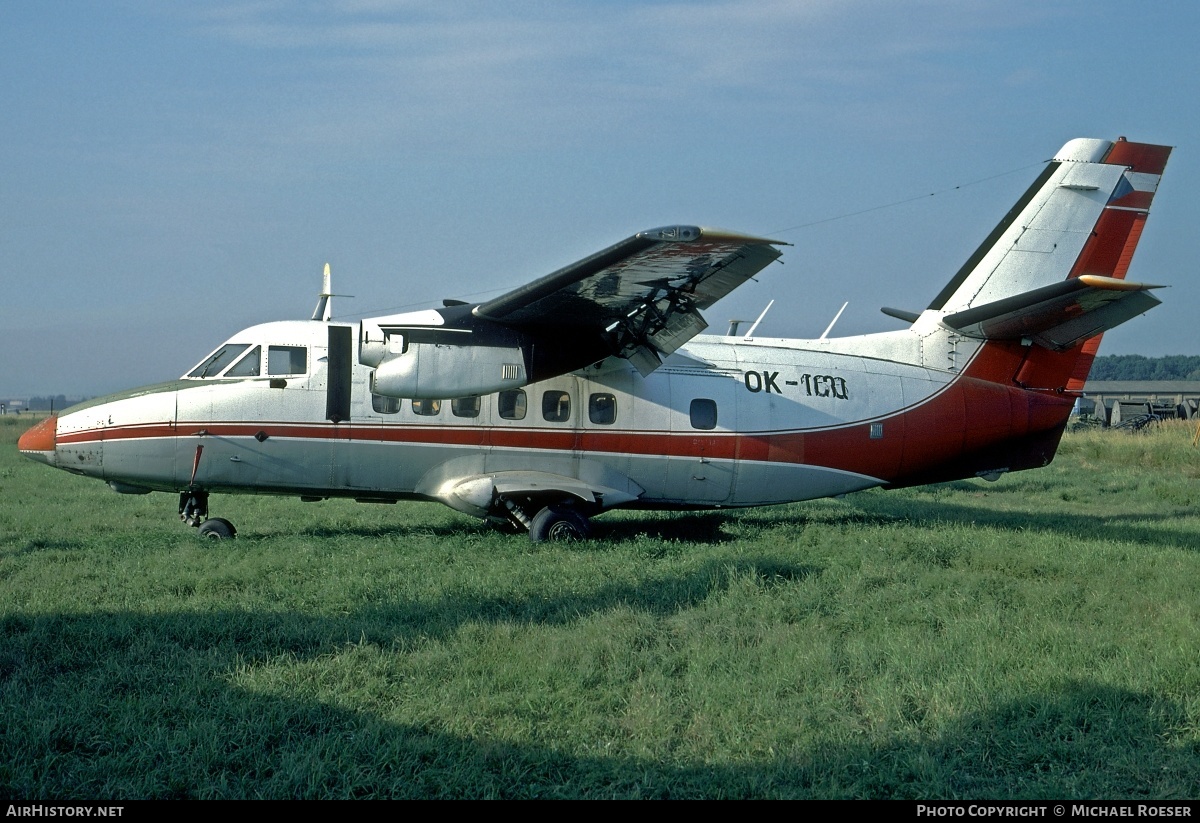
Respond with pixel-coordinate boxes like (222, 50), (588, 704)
(2, 414), (1199, 798)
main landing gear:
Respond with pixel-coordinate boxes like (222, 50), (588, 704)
(496, 497), (593, 543)
(179, 489), (237, 540)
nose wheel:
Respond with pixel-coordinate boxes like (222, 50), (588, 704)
(198, 517), (237, 540)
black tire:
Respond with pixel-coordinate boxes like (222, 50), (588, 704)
(529, 505), (590, 543)
(198, 518), (237, 540)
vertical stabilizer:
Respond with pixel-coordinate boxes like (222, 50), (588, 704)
(929, 138), (1171, 316)
(930, 138), (1170, 393)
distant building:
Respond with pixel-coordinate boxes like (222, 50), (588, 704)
(1080, 381), (1200, 424)
(0, 396), (90, 414)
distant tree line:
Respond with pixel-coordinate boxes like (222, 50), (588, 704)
(27, 395), (71, 411)
(1089, 355), (1200, 381)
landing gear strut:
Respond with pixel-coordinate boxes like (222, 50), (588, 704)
(179, 490), (209, 527)
(178, 490), (237, 540)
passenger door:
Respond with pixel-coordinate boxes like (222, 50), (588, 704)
(666, 371), (738, 504)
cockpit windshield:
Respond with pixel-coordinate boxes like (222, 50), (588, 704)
(225, 346), (262, 377)
(187, 343), (251, 379)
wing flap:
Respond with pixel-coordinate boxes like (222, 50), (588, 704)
(943, 275), (1163, 351)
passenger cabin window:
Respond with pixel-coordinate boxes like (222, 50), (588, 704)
(412, 399), (441, 416)
(268, 346), (307, 376)
(225, 346), (262, 377)
(542, 390), (571, 422)
(452, 396), (481, 418)
(589, 393), (617, 425)
(372, 394), (401, 414)
(188, 343), (251, 378)
(689, 398), (718, 430)
(498, 390), (527, 420)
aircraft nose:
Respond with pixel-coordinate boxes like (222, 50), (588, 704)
(17, 415), (58, 466)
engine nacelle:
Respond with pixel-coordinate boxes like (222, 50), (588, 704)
(358, 320), (398, 369)
(370, 342), (528, 399)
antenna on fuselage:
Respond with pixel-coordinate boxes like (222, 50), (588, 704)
(819, 302), (849, 340)
(312, 263), (334, 321)
(742, 299), (775, 340)
(311, 263), (353, 321)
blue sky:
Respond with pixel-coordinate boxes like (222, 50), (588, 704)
(3, 0), (1198, 396)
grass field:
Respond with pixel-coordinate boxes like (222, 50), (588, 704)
(2, 414), (1198, 799)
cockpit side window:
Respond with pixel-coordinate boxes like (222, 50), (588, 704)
(268, 346), (308, 376)
(225, 346), (262, 378)
(187, 343), (251, 378)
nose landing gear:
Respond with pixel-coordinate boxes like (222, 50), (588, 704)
(179, 490), (237, 540)
(178, 443), (237, 539)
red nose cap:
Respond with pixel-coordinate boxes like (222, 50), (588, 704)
(17, 415), (58, 458)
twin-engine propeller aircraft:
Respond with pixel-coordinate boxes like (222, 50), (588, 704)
(19, 137), (1172, 541)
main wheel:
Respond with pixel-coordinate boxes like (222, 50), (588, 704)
(198, 518), (237, 540)
(529, 505), (590, 543)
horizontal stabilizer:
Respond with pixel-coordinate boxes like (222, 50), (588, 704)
(881, 306), (921, 324)
(942, 275), (1163, 351)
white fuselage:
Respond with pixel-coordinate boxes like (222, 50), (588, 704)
(43, 316), (1042, 517)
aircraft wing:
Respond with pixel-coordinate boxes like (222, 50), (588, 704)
(942, 275), (1163, 351)
(472, 226), (786, 375)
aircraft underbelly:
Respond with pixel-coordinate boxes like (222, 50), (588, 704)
(729, 462), (881, 505)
